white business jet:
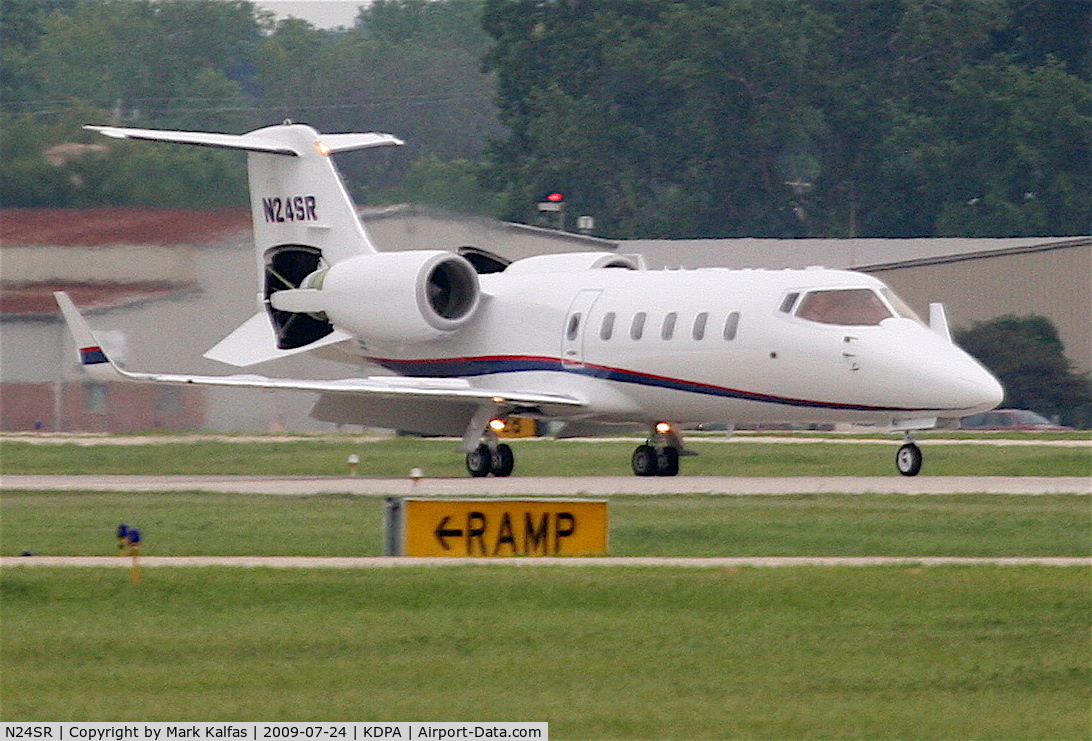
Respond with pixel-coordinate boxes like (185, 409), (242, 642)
(56, 122), (1003, 477)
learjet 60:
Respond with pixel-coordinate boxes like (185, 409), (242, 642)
(56, 122), (1004, 477)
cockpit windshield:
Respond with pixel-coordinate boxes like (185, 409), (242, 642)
(794, 288), (894, 326)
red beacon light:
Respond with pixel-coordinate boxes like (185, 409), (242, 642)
(546, 192), (564, 202)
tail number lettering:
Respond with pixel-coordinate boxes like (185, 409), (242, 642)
(262, 196), (317, 223)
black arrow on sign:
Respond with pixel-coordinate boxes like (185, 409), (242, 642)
(434, 516), (463, 550)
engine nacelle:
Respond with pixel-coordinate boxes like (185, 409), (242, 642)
(302, 250), (481, 345)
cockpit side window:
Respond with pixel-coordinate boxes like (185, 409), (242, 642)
(795, 288), (893, 326)
(880, 288), (924, 324)
(779, 293), (800, 313)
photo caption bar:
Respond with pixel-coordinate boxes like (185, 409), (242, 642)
(0, 724), (547, 741)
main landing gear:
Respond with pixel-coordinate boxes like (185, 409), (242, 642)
(466, 440), (514, 478)
(631, 422), (687, 477)
(464, 412), (516, 477)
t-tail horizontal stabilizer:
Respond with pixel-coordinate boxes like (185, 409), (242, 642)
(85, 122), (404, 266)
(84, 125), (403, 157)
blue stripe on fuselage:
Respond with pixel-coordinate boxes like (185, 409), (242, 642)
(371, 354), (923, 413)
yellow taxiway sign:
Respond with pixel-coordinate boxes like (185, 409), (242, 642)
(398, 499), (608, 557)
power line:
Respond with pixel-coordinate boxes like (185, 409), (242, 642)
(1, 91), (496, 119)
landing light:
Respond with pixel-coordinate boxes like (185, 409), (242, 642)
(314, 140), (332, 156)
(655, 422), (672, 434)
(489, 418), (507, 432)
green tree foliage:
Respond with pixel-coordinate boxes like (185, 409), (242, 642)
(932, 59), (1091, 236)
(482, 0), (842, 237)
(371, 155), (497, 215)
(1, 0), (499, 208)
(955, 315), (1091, 428)
(1, 0), (1088, 231)
(27, 0), (257, 130)
(482, 0), (1090, 238)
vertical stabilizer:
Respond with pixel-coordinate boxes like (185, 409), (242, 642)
(86, 123), (402, 265)
(88, 123), (403, 355)
(244, 124), (399, 264)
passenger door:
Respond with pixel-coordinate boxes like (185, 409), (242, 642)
(561, 289), (602, 368)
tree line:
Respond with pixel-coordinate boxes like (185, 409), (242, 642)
(482, 0), (1090, 238)
(2, 0), (1088, 237)
(955, 315), (1090, 429)
(1, 0), (501, 211)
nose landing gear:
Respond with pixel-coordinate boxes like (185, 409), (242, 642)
(896, 437), (923, 476)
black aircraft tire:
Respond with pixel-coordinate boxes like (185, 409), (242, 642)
(656, 446), (680, 477)
(491, 443), (515, 477)
(632, 444), (660, 477)
(896, 442), (923, 477)
(466, 444), (492, 477)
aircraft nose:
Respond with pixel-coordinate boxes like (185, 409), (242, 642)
(954, 362), (1005, 414)
(890, 329), (1005, 414)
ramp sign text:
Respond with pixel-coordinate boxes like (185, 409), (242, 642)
(393, 499), (607, 557)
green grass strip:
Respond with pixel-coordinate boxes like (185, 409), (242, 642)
(2, 492), (1087, 558)
(1, 567), (1087, 738)
(2, 437), (1090, 476)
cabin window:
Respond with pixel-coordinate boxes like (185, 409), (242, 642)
(600, 312), (616, 340)
(692, 312), (708, 340)
(779, 293), (800, 313)
(723, 311), (740, 341)
(566, 313), (581, 341)
(631, 312), (647, 340)
(661, 312), (677, 340)
(795, 288), (893, 326)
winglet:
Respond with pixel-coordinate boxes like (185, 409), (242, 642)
(54, 292), (128, 382)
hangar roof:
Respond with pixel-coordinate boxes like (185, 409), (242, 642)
(1, 208), (251, 246)
(3, 206), (1087, 317)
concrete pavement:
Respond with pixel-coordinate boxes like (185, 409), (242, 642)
(2, 474), (1089, 495)
(4, 555), (1088, 568)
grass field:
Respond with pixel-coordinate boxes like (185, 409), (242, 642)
(2, 435), (1089, 736)
(1, 567), (1088, 738)
(1, 492), (1088, 558)
(2, 435), (1090, 477)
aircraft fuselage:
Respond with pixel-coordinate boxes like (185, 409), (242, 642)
(356, 265), (1001, 430)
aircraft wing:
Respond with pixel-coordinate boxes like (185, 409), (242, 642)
(54, 292), (584, 411)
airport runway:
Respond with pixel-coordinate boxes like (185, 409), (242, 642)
(2, 474), (1089, 495)
(3, 555), (1088, 568)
